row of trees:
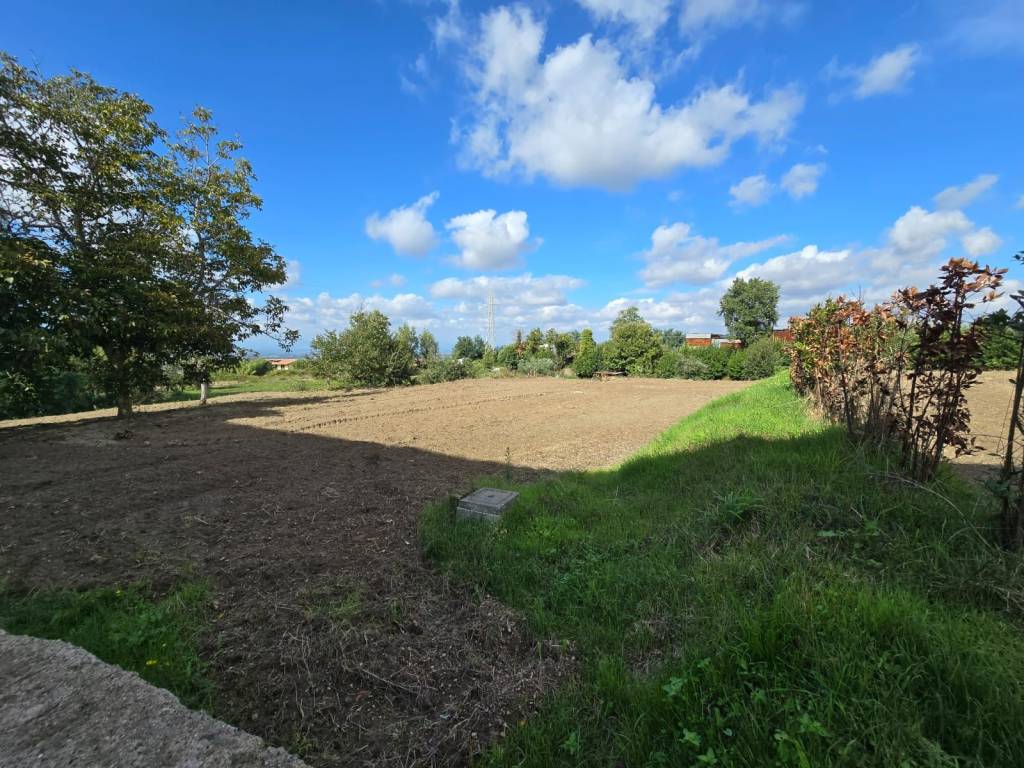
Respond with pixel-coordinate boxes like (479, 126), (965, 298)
(1, 54), (294, 418)
(445, 278), (783, 378)
(307, 297), (785, 389)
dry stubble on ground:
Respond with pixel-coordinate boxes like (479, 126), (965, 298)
(0, 376), (749, 767)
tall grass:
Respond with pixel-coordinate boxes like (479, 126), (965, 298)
(422, 374), (1024, 767)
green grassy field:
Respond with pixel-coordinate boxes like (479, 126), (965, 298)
(160, 375), (331, 402)
(422, 374), (1024, 767)
(0, 582), (211, 710)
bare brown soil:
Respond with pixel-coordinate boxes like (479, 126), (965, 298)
(953, 370), (1021, 481)
(0, 376), (748, 767)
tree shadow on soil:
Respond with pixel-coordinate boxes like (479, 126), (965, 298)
(0, 395), (564, 768)
(1, 397), (1008, 768)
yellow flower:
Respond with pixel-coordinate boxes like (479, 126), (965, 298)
(145, 659), (158, 667)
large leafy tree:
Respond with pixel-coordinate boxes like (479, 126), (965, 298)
(310, 310), (413, 387)
(606, 307), (662, 375)
(165, 108), (296, 402)
(719, 277), (780, 345)
(452, 335), (486, 360)
(418, 329), (439, 359)
(0, 54), (294, 416)
(0, 55), (183, 416)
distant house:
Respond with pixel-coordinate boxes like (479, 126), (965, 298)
(685, 333), (740, 349)
(685, 332), (714, 348)
(267, 357), (298, 371)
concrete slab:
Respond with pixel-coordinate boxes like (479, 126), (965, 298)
(0, 629), (309, 768)
(456, 488), (519, 523)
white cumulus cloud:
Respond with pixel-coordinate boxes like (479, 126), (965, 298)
(286, 292), (439, 340)
(575, 0), (672, 38)
(640, 222), (788, 287)
(826, 44), (921, 99)
(430, 273), (583, 305)
(962, 227), (1003, 257)
(729, 174), (774, 207)
(885, 206), (972, 264)
(680, 0), (762, 36)
(456, 5), (804, 190)
(365, 192), (439, 256)
(781, 162), (825, 199)
(734, 245), (853, 298)
(445, 208), (536, 270)
(934, 173), (998, 210)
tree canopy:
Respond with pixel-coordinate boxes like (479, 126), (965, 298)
(309, 310), (414, 387)
(718, 278), (780, 346)
(0, 53), (294, 417)
(606, 307), (662, 375)
(452, 335), (486, 360)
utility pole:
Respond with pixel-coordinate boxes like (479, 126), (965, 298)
(486, 286), (496, 350)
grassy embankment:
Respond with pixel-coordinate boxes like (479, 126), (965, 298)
(422, 373), (1024, 767)
(0, 582), (211, 710)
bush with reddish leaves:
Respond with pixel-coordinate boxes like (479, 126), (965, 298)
(791, 258), (1004, 483)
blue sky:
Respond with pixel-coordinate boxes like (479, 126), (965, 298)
(6, 0), (1023, 352)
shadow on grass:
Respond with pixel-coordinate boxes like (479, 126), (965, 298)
(3, 377), (1023, 767)
(421, 381), (1024, 767)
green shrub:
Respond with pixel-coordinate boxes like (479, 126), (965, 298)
(678, 347), (731, 379)
(743, 338), (782, 379)
(727, 349), (748, 379)
(415, 356), (469, 384)
(976, 310), (1023, 370)
(0, 363), (113, 420)
(574, 329), (602, 378)
(677, 353), (711, 380)
(309, 310), (415, 387)
(496, 344), (522, 371)
(465, 359), (490, 378)
(654, 350), (682, 378)
(605, 308), (662, 376)
(573, 347), (602, 378)
(519, 357), (556, 376)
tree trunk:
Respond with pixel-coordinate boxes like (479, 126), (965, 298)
(200, 380), (209, 405)
(117, 383), (133, 419)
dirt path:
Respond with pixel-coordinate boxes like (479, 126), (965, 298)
(0, 377), (748, 767)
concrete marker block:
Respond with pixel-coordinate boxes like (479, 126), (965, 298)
(456, 488), (519, 523)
